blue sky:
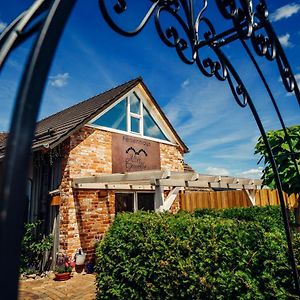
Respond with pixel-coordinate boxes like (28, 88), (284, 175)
(0, 0), (299, 179)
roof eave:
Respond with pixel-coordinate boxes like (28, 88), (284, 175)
(36, 77), (143, 151)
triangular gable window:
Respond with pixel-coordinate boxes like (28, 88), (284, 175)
(143, 105), (168, 141)
(92, 99), (127, 131)
(91, 92), (170, 142)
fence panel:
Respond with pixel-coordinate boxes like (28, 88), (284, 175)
(179, 189), (297, 212)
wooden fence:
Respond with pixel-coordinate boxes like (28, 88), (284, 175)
(179, 189), (298, 212)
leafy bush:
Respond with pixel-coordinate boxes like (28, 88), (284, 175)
(194, 205), (292, 231)
(254, 125), (300, 195)
(20, 221), (53, 274)
(95, 208), (300, 299)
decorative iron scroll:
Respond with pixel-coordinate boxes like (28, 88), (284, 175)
(0, 0), (299, 298)
(99, 0), (300, 105)
(0, 1), (77, 299)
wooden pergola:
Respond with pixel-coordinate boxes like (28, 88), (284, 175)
(72, 170), (262, 212)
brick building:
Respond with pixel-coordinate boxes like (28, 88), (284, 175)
(0, 77), (189, 261)
(0, 77), (262, 264)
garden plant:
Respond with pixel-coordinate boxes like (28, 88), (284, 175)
(20, 221), (53, 274)
(96, 207), (300, 299)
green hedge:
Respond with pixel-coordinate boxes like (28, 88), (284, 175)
(193, 206), (292, 231)
(95, 207), (300, 299)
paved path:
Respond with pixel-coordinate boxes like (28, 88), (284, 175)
(18, 273), (96, 300)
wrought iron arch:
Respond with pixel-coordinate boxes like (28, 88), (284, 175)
(0, 0), (299, 298)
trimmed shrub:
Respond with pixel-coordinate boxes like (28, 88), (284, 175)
(194, 205), (291, 231)
(95, 208), (300, 299)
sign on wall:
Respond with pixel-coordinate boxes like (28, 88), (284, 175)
(112, 133), (161, 173)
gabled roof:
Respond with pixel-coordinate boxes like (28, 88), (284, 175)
(0, 77), (188, 158)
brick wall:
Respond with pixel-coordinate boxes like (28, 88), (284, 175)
(69, 126), (112, 177)
(59, 126), (185, 258)
(60, 127), (112, 257)
(160, 143), (184, 172)
(73, 190), (115, 261)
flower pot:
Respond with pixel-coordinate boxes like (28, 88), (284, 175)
(54, 272), (71, 281)
(85, 262), (94, 274)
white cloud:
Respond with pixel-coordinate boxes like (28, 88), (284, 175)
(190, 131), (250, 152)
(147, 125), (161, 137)
(270, 3), (300, 22)
(49, 73), (70, 87)
(0, 21), (7, 32)
(205, 167), (229, 176)
(294, 73), (300, 86)
(213, 137), (260, 162)
(239, 167), (263, 179)
(278, 33), (293, 48)
(164, 79), (234, 139)
(181, 79), (190, 88)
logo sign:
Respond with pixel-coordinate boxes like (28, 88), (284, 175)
(112, 133), (160, 173)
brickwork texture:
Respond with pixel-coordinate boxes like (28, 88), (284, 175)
(59, 126), (184, 259)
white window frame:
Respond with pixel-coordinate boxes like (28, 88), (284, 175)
(87, 88), (177, 146)
(115, 191), (155, 212)
(128, 92), (143, 135)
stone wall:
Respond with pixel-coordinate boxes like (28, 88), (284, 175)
(59, 126), (185, 258)
(160, 143), (184, 172)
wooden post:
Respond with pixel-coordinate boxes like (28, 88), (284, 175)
(154, 181), (164, 212)
(294, 194), (300, 233)
(245, 190), (256, 206)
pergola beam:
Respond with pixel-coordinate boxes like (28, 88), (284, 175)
(73, 182), (157, 190)
(72, 171), (262, 190)
(245, 190), (256, 206)
(72, 170), (171, 185)
(159, 187), (181, 212)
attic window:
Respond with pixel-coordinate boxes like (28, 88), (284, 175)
(129, 93), (142, 134)
(143, 105), (168, 141)
(91, 92), (170, 142)
(93, 99), (127, 131)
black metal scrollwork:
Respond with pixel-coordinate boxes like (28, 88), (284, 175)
(99, 0), (248, 105)
(216, 0), (254, 39)
(250, 1), (299, 97)
(98, 0), (159, 36)
(99, 0), (300, 105)
(1, 0), (299, 298)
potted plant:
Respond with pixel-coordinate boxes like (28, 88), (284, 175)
(54, 252), (74, 281)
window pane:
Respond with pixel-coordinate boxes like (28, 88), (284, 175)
(130, 93), (140, 114)
(143, 106), (168, 141)
(131, 116), (140, 133)
(137, 193), (154, 211)
(115, 193), (134, 213)
(92, 99), (127, 131)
